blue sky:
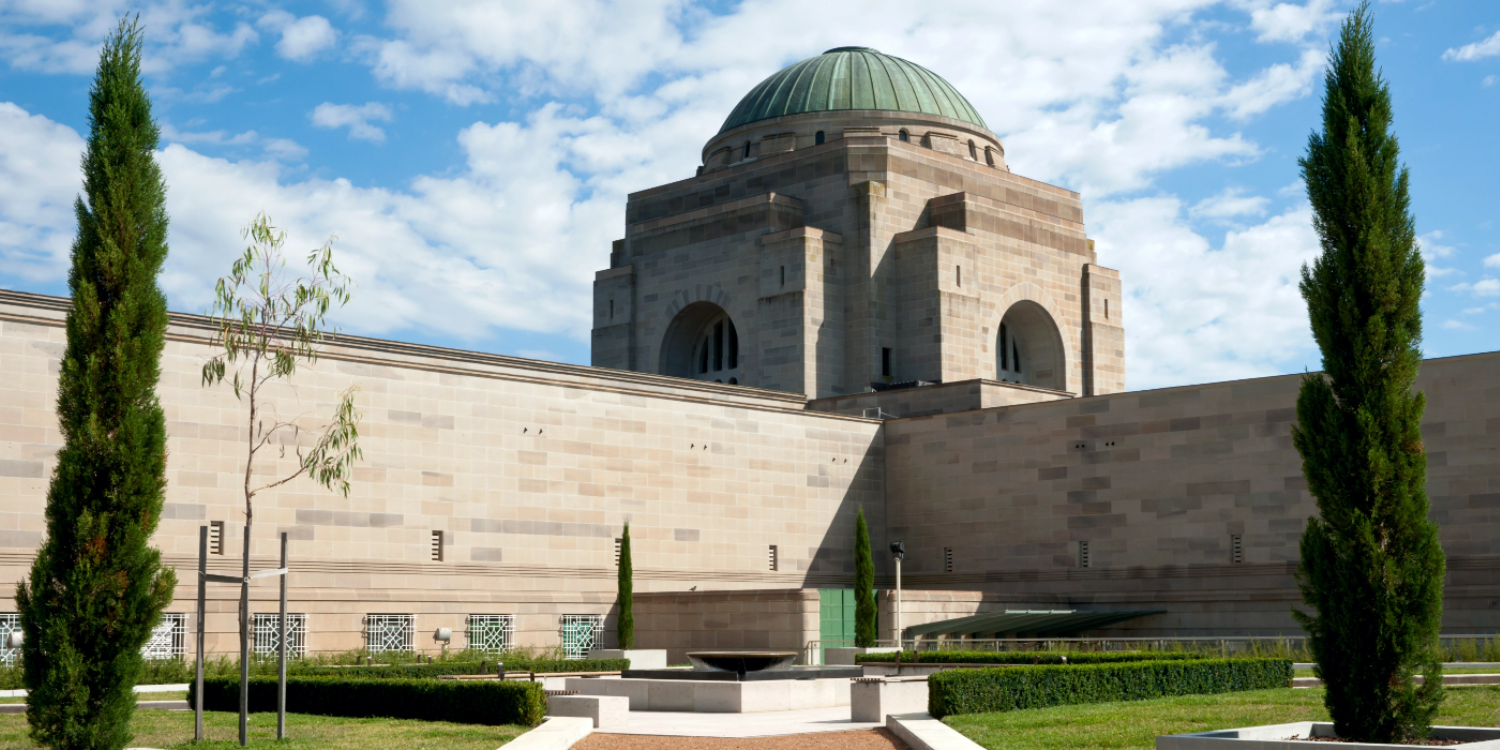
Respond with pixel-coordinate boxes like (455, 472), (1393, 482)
(1, 0), (1497, 390)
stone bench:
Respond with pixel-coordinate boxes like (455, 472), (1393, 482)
(545, 693), (629, 728)
(851, 676), (929, 722)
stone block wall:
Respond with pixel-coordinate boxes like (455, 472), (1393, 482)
(632, 588), (820, 665)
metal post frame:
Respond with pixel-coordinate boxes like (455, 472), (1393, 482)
(894, 556), (902, 648)
(195, 525), (206, 742)
(277, 532), (287, 739)
(239, 524), (250, 747)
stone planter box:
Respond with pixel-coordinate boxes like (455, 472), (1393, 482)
(825, 646), (900, 666)
(1159, 723), (1500, 750)
(851, 676), (928, 722)
(588, 649), (667, 670)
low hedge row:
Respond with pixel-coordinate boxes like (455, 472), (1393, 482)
(296, 657), (628, 679)
(189, 675), (547, 726)
(855, 650), (1203, 665)
(927, 657), (1292, 718)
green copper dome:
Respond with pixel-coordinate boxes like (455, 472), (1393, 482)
(719, 47), (987, 134)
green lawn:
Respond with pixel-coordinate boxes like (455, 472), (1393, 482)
(946, 686), (1500, 750)
(0, 709), (529, 749)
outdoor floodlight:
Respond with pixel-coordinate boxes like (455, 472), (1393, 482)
(434, 627), (452, 643)
(6, 630), (20, 649)
(889, 540), (905, 559)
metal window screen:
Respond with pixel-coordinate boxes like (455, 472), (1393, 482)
(558, 615), (603, 659)
(142, 614), (187, 659)
(0, 614), (17, 666)
(365, 614), (415, 654)
(253, 613), (307, 657)
(466, 615), (514, 653)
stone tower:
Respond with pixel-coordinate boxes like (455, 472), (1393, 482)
(591, 46), (1124, 400)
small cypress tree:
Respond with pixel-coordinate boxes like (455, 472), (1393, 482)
(1292, 3), (1446, 742)
(854, 508), (876, 648)
(617, 523), (633, 650)
(15, 17), (178, 750)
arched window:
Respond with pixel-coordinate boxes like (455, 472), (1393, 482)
(985, 148), (996, 167)
(968, 140), (978, 160)
(661, 302), (745, 386)
(814, 130), (825, 145)
(996, 301), (1064, 390)
(898, 129), (909, 142)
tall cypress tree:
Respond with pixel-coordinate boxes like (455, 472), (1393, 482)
(15, 18), (177, 750)
(1292, 3), (1445, 742)
(617, 523), (633, 650)
(853, 508), (876, 648)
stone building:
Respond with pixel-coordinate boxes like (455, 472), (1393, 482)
(0, 47), (1495, 662)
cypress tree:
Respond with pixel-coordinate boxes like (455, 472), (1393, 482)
(617, 523), (633, 650)
(15, 17), (178, 750)
(854, 508), (876, 648)
(1292, 3), (1445, 742)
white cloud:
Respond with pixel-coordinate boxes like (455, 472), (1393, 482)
(310, 102), (393, 143)
(1451, 278), (1500, 298)
(1417, 230), (1456, 259)
(1190, 187), (1269, 220)
(1485, 75), (1498, 87)
(1092, 198), (1321, 389)
(160, 123), (306, 161)
(1443, 30), (1500, 62)
(1442, 319), (1477, 331)
(1220, 47), (1325, 120)
(1461, 305), (1495, 316)
(259, 10), (338, 62)
(0, 103), (85, 282)
(1484, 253), (1500, 268)
(0, 2), (257, 75)
(1236, 0), (1341, 43)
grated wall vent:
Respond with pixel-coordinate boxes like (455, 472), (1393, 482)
(1079, 540), (1091, 569)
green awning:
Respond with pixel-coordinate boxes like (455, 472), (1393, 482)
(903, 609), (1166, 639)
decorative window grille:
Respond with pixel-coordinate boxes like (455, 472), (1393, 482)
(558, 615), (603, 659)
(944, 547), (954, 573)
(364, 614), (416, 654)
(210, 521), (224, 555)
(466, 614), (515, 653)
(1079, 541), (1091, 569)
(0, 613), (18, 666)
(253, 613), (307, 657)
(1231, 535), (1244, 564)
(768, 545), (778, 572)
(142, 613), (187, 659)
(430, 531), (444, 562)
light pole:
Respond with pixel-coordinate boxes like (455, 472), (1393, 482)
(889, 541), (905, 649)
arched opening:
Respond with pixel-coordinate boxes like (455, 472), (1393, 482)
(660, 302), (743, 385)
(985, 147), (996, 167)
(814, 130), (825, 145)
(996, 300), (1065, 391)
(898, 129), (909, 142)
(742, 141), (751, 159)
(968, 140), (977, 160)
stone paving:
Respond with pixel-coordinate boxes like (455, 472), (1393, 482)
(595, 706), (883, 737)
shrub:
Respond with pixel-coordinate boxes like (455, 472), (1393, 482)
(190, 676), (546, 727)
(856, 650), (1203, 665)
(927, 658), (1292, 718)
(296, 658), (628, 679)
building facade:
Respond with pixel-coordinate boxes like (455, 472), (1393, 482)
(0, 47), (1494, 660)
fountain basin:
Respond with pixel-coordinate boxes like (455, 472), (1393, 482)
(687, 651), (798, 674)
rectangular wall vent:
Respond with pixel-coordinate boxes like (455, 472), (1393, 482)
(943, 547), (954, 573)
(768, 545), (778, 572)
(614, 538), (622, 567)
(209, 521), (224, 556)
(1231, 534), (1243, 564)
(1079, 540), (1091, 568)
(430, 530), (444, 562)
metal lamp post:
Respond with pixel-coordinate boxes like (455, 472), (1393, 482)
(889, 541), (905, 649)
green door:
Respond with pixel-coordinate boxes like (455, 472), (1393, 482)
(819, 589), (856, 664)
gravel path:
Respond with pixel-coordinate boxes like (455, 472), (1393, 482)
(574, 728), (911, 749)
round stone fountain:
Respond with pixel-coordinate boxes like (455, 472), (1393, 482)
(687, 650), (798, 674)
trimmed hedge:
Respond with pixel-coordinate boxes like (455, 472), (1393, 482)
(927, 657), (1292, 718)
(855, 650), (1203, 665)
(297, 658), (629, 679)
(189, 676), (546, 726)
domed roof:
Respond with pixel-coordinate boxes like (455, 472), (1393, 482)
(719, 47), (987, 135)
